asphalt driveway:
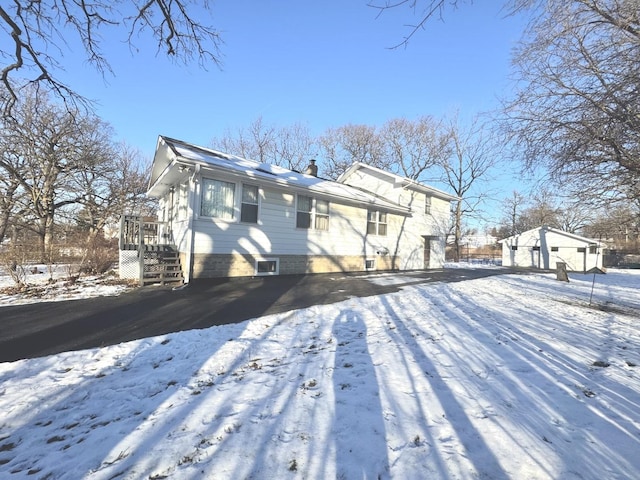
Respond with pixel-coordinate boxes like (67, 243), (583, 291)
(0, 268), (516, 362)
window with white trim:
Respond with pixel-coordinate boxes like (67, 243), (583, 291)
(425, 196), (431, 215)
(315, 199), (329, 230)
(296, 195), (312, 229)
(296, 195), (329, 230)
(201, 178), (235, 219)
(367, 210), (387, 236)
(241, 184), (259, 223)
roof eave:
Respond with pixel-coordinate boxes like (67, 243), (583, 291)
(338, 162), (458, 202)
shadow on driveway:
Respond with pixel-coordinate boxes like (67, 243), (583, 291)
(0, 268), (518, 362)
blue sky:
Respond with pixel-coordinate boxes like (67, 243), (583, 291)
(58, 1), (530, 226)
(61, 2), (524, 148)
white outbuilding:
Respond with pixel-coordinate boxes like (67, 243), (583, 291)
(500, 226), (605, 272)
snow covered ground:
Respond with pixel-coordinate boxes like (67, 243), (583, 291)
(0, 264), (133, 306)
(0, 267), (639, 479)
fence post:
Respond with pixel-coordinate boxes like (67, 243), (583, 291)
(138, 217), (145, 286)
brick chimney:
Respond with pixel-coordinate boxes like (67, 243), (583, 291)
(305, 159), (318, 177)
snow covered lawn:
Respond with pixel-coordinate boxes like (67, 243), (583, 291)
(0, 264), (133, 306)
(1, 269), (639, 479)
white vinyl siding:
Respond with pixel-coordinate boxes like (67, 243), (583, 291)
(190, 173), (447, 270)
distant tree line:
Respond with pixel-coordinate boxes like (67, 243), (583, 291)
(0, 87), (155, 276)
(211, 114), (501, 262)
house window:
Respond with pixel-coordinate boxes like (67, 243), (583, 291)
(296, 195), (312, 228)
(256, 258), (279, 276)
(201, 178), (235, 219)
(589, 245), (597, 254)
(315, 199), (329, 230)
(425, 196), (431, 215)
(577, 247), (586, 253)
(511, 245), (518, 251)
(296, 195), (329, 230)
(365, 259), (375, 270)
(367, 210), (387, 236)
(241, 184), (259, 223)
(551, 247), (559, 252)
(532, 246), (540, 251)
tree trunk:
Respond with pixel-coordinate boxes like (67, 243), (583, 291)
(38, 212), (55, 263)
(453, 200), (462, 262)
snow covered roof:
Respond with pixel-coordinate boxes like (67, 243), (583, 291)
(338, 162), (459, 202)
(498, 225), (604, 246)
(148, 136), (412, 214)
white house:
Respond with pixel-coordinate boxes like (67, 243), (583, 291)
(499, 226), (605, 272)
(119, 136), (457, 284)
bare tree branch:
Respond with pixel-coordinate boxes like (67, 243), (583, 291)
(0, 0), (223, 116)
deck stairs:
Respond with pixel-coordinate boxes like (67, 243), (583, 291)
(119, 215), (185, 287)
(141, 245), (184, 286)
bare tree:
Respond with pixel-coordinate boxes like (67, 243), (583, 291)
(503, 0), (640, 205)
(273, 122), (317, 172)
(0, 0), (223, 115)
(0, 146), (24, 245)
(317, 124), (389, 179)
(439, 115), (499, 261)
(584, 202), (640, 248)
(368, 0), (471, 48)
(0, 89), (113, 259)
(73, 143), (154, 241)
(381, 116), (450, 180)
(499, 190), (527, 237)
(213, 117), (277, 164)
(516, 188), (562, 232)
(557, 201), (594, 234)
(212, 117), (317, 171)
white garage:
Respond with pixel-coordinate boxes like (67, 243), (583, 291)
(500, 226), (605, 272)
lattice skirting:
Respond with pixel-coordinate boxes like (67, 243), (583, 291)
(119, 250), (140, 280)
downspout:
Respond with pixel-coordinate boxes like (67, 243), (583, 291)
(184, 164), (200, 284)
(168, 186), (175, 245)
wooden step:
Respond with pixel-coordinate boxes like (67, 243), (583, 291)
(141, 248), (184, 286)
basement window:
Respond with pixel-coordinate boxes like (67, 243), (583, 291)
(256, 258), (279, 276)
(511, 246), (518, 251)
(365, 259), (376, 270)
(551, 247), (559, 252)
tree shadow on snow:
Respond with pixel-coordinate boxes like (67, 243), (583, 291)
(331, 309), (390, 479)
